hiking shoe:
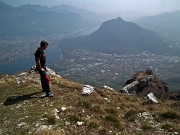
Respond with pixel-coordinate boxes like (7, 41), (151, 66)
(46, 92), (53, 97)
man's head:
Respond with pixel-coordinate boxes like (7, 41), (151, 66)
(40, 40), (49, 50)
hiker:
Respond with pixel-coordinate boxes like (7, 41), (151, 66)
(34, 40), (53, 97)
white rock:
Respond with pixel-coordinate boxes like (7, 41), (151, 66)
(19, 72), (28, 76)
(16, 104), (22, 108)
(147, 93), (158, 103)
(82, 85), (95, 95)
(40, 118), (47, 121)
(104, 98), (110, 102)
(55, 115), (60, 120)
(56, 75), (61, 78)
(61, 107), (66, 111)
(137, 112), (153, 119)
(174, 132), (179, 135)
(53, 108), (60, 113)
(65, 121), (70, 126)
(77, 121), (83, 126)
(36, 125), (49, 132)
(102, 85), (114, 91)
(17, 122), (27, 127)
(53, 108), (60, 120)
(16, 78), (20, 84)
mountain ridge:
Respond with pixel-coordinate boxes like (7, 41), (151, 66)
(61, 17), (179, 55)
(19, 4), (106, 25)
(0, 1), (87, 37)
(0, 1), (15, 10)
(134, 10), (180, 43)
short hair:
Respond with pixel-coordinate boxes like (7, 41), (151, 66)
(40, 40), (49, 46)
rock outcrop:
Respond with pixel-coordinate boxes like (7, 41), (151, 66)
(120, 71), (169, 99)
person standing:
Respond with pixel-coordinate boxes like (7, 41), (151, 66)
(34, 40), (53, 97)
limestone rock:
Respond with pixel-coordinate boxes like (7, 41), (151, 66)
(120, 71), (169, 99)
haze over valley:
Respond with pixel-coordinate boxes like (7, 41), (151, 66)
(0, 1), (180, 91)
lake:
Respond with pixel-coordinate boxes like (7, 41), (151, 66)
(0, 47), (61, 75)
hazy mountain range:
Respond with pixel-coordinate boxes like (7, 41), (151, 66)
(1, 1), (180, 41)
(18, 4), (105, 26)
(1, 1), (180, 55)
(61, 17), (179, 55)
(0, 1), (96, 36)
(135, 11), (180, 43)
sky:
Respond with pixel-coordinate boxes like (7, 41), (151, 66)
(1, 0), (180, 14)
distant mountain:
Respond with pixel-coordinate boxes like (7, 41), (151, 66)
(0, 1), (86, 37)
(0, 1), (15, 11)
(19, 4), (104, 26)
(61, 17), (179, 55)
(19, 4), (51, 12)
(134, 10), (180, 42)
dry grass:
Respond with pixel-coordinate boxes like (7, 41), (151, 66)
(36, 130), (64, 135)
(0, 71), (180, 135)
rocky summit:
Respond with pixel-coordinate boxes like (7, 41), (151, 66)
(121, 69), (169, 99)
(0, 67), (180, 135)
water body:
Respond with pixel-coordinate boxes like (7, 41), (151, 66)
(68, 26), (99, 38)
(0, 47), (61, 75)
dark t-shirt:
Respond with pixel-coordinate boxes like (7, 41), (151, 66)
(34, 47), (46, 66)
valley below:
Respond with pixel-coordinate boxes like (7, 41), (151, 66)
(1, 35), (180, 91)
(51, 49), (180, 91)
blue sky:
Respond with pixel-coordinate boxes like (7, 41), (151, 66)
(1, 0), (180, 14)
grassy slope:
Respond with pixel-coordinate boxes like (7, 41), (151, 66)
(0, 71), (180, 135)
